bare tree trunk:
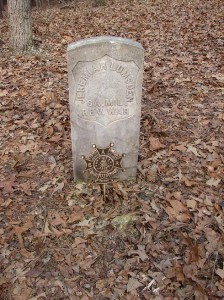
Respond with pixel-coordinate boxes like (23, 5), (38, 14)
(8, 0), (33, 53)
(0, 0), (4, 18)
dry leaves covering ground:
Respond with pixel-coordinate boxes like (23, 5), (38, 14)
(0, 0), (224, 299)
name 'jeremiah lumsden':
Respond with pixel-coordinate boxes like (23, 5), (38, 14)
(75, 60), (135, 102)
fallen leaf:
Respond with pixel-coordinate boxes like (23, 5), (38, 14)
(172, 144), (187, 151)
(206, 178), (221, 187)
(68, 206), (84, 223)
(0, 90), (8, 96)
(0, 176), (16, 193)
(212, 73), (224, 82)
(187, 145), (200, 157)
(19, 142), (34, 153)
(25, 267), (43, 278)
(77, 218), (95, 227)
(127, 277), (143, 292)
(128, 244), (148, 261)
(194, 284), (208, 300)
(1, 198), (13, 207)
(39, 184), (50, 192)
(182, 176), (197, 187)
(78, 256), (96, 270)
(216, 267), (224, 279)
(186, 199), (197, 209)
(203, 227), (220, 253)
(11, 219), (33, 246)
(52, 182), (64, 194)
(43, 219), (53, 235)
(96, 279), (106, 290)
(149, 136), (165, 151)
(28, 293), (46, 300)
(165, 206), (190, 222)
(72, 237), (87, 247)
(49, 211), (67, 227)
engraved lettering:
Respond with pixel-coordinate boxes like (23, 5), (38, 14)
(72, 55), (139, 126)
(100, 61), (107, 70)
(110, 61), (116, 71)
(77, 86), (85, 92)
(123, 108), (129, 115)
(121, 70), (130, 79)
(106, 107), (129, 115)
(125, 76), (133, 84)
(127, 84), (135, 90)
(126, 89), (134, 102)
(96, 108), (104, 115)
(82, 109), (87, 116)
(116, 65), (124, 73)
(77, 91), (85, 101)
(78, 78), (86, 86)
(105, 99), (113, 106)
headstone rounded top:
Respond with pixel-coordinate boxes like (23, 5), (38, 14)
(67, 36), (143, 52)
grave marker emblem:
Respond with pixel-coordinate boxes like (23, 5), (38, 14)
(82, 143), (125, 184)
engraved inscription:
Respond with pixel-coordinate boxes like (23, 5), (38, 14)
(72, 55), (139, 126)
(81, 106), (129, 117)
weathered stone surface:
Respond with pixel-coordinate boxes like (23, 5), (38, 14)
(111, 213), (139, 238)
(67, 36), (144, 181)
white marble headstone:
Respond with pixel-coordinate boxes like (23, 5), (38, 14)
(67, 36), (144, 181)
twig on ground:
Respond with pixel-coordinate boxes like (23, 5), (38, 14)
(211, 249), (219, 289)
(137, 165), (146, 178)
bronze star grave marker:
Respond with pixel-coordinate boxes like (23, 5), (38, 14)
(82, 143), (125, 200)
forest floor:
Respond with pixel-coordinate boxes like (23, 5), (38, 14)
(0, 0), (223, 299)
